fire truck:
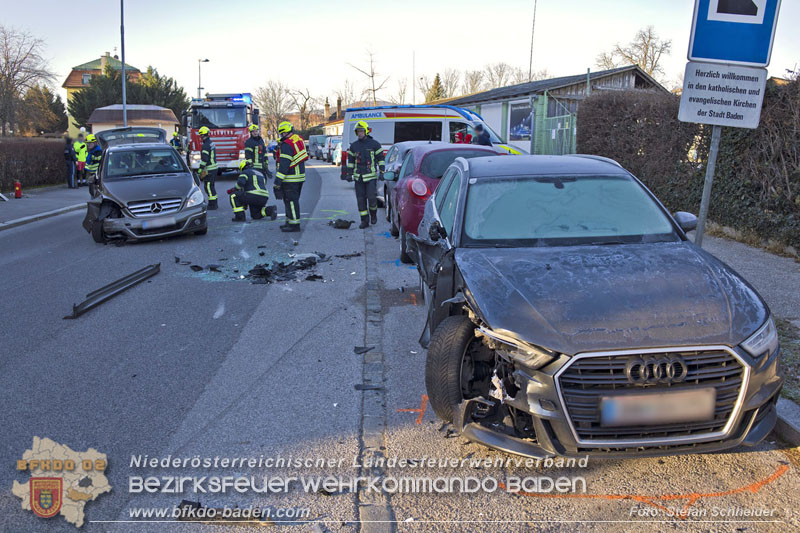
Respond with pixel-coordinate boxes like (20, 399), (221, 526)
(183, 93), (260, 171)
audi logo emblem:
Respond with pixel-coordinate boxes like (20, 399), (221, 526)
(150, 202), (163, 214)
(625, 355), (689, 385)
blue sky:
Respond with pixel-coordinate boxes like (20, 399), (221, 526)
(3, 0), (798, 104)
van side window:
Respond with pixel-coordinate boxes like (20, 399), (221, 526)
(449, 122), (470, 143)
(394, 122), (442, 143)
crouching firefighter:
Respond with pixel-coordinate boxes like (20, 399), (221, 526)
(229, 160), (277, 222)
(345, 120), (384, 228)
(197, 126), (219, 209)
(274, 121), (308, 232)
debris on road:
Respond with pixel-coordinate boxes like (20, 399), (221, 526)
(354, 346), (375, 355)
(247, 255), (319, 284)
(335, 252), (362, 259)
(64, 264), (160, 319)
(354, 384), (383, 391)
(305, 274), (324, 281)
(328, 219), (355, 229)
(174, 256), (180, 263)
(190, 265), (203, 272)
(207, 265), (222, 272)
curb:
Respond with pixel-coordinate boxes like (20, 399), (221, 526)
(0, 203), (85, 232)
(775, 398), (800, 447)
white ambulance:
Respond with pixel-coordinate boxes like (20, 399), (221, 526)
(339, 105), (523, 177)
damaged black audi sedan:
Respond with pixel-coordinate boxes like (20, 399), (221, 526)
(409, 155), (782, 458)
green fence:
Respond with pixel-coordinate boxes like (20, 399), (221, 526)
(531, 93), (577, 155)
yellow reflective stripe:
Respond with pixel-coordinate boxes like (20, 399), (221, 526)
(280, 153), (293, 160)
(276, 172), (286, 179)
(250, 189), (270, 197)
(359, 210), (368, 216)
(289, 203), (298, 222)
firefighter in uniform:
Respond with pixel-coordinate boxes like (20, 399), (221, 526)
(345, 120), (385, 228)
(274, 121), (308, 232)
(73, 133), (88, 186)
(229, 160), (277, 222)
(197, 126), (219, 209)
(85, 134), (103, 197)
(170, 131), (183, 153)
(244, 124), (272, 179)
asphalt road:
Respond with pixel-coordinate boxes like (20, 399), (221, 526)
(0, 161), (798, 532)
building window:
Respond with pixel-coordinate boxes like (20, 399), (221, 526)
(82, 74), (92, 85)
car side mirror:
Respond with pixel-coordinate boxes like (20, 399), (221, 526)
(384, 171), (396, 181)
(673, 211), (698, 232)
(429, 220), (447, 242)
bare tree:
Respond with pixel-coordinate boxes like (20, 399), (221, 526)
(335, 80), (358, 109)
(485, 62), (514, 89)
(254, 80), (293, 138)
(440, 68), (461, 98)
(348, 50), (389, 105)
(511, 67), (529, 85)
(390, 78), (408, 105)
(417, 75), (433, 100)
(595, 26), (672, 78)
(462, 70), (485, 95)
(0, 26), (54, 136)
(290, 88), (315, 131)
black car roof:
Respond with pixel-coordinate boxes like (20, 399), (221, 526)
(466, 155), (630, 178)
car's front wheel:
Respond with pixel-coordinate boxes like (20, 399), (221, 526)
(91, 220), (106, 244)
(425, 315), (485, 422)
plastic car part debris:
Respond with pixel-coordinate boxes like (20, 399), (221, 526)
(328, 219), (355, 229)
(306, 274), (324, 281)
(354, 346), (375, 355)
(354, 384), (384, 391)
(174, 256), (180, 263)
(206, 264), (222, 272)
(246, 255), (319, 284)
(63, 263), (160, 319)
(190, 265), (203, 272)
(335, 252), (362, 258)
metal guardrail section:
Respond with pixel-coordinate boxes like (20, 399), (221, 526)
(63, 263), (161, 319)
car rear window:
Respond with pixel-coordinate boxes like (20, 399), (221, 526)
(420, 149), (493, 179)
(394, 121), (442, 143)
(105, 148), (185, 179)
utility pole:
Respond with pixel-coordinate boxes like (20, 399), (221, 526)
(120, 0), (127, 126)
(198, 59), (209, 99)
(528, 0), (538, 81)
(412, 51), (415, 105)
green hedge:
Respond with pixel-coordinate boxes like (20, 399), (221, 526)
(577, 79), (800, 248)
(0, 139), (65, 192)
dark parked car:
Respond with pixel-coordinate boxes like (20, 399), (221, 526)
(410, 154), (782, 458)
(386, 143), (499, 263)
(82, 130), (207, 243)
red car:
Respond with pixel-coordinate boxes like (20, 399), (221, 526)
(386, 143), (501, 263)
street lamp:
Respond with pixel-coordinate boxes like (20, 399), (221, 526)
(197, 59), (209, 99)
(121, 0), (127, 126)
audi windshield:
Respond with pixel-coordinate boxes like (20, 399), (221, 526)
(105, 148), (186, 179)
(462, 174), (680, 247)
(192, 107), (247, 129)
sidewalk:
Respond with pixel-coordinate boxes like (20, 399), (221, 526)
(0, 184), (87, 228)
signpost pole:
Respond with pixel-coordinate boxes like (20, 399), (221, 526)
(695, 125), (721, 247)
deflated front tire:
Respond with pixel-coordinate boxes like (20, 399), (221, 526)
(425, 315), (478, 422)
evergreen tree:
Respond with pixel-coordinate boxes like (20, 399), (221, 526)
(425, 73), (445, 103)
(19, 85), (67, 134)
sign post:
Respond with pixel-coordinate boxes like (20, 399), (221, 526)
(679, 0), (781, 247)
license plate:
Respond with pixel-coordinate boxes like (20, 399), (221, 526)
(142, 216), (175, 230)
(600, 388), (716, 427)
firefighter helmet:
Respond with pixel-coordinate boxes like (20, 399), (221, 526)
(354, 120), (369, 133)
(85, 134), (97, 142)
(198, 126), (210, 136)
(238, 159), (249, 171)
(248, 124), (259, 132)
(277, 121), (293, 135)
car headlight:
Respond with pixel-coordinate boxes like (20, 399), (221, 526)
(477, 326), (556, 369)
(741, 316), (778, 358)
(185, 187), (204, 208)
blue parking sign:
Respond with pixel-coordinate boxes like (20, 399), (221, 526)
(689, 0), (781, 66)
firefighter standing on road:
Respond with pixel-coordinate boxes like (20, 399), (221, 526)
(73, 133), (88, 186)
(274, 121), (308, 232)
(85, 134), (102, 197)
(345, 120), (384, 228)
(197, 126), (219, 209)
(170, 131), (183, 153)
(244, 124), (272, 179)
(228, 160), (277, 222)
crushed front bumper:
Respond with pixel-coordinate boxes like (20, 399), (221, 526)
(457, 346), (783, 458)
(103, 205), (207, 241)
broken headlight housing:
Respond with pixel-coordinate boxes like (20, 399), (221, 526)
(185, 187), (204, 208)
(477, 326), (556, 370)
(741, 316), (778, 358)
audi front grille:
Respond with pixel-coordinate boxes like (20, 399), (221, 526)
(127, 198), (183, 217)
(555, 346), (749, 447)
